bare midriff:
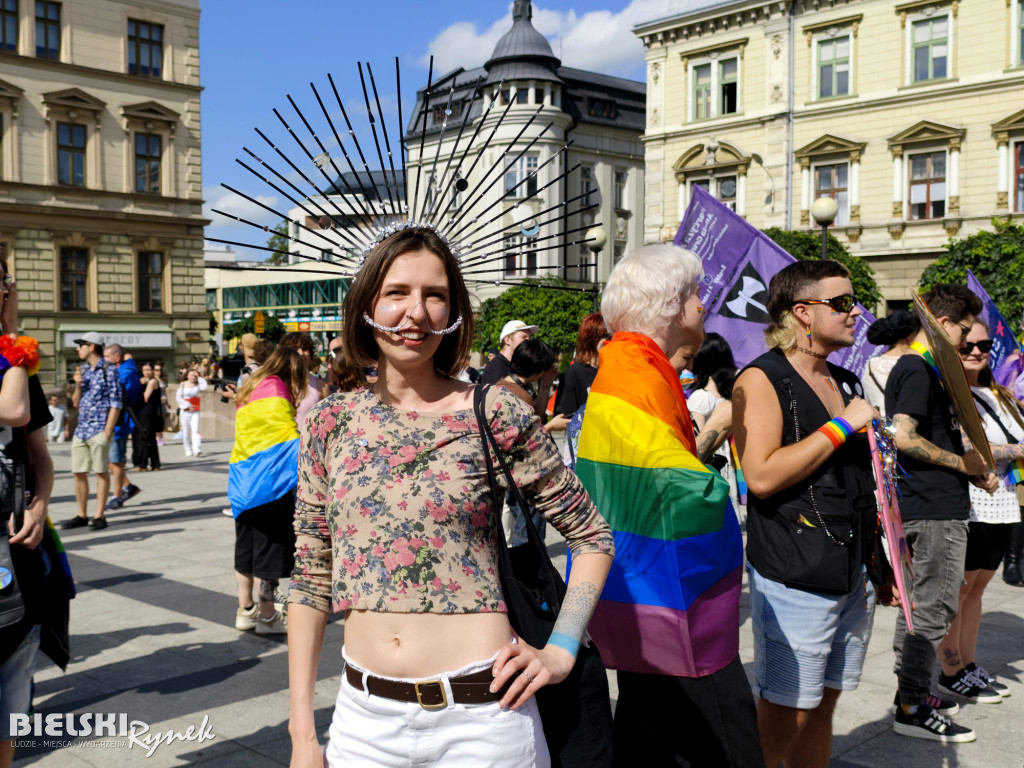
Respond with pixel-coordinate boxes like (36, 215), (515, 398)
(343, 610), (514, 678)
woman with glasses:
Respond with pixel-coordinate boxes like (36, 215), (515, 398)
(934, 321), (1021, 702)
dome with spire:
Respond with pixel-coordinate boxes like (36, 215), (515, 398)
(484, 0), (562, 85)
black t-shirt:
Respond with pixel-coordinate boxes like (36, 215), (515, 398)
(481, 354), (512, 386)
(884, 354), (969, 521)
(553, 362), (597, 417)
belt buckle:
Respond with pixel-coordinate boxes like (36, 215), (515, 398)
(414, 679), (447, 710)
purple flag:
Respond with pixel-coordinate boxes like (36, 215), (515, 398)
(967, 270), (1020, 385)
(676, 185), (881, 372)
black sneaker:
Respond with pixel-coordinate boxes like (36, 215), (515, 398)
(893, 705), (976, 743)
(892, 692), (959, 716)
(938, 668), (1003, 704)
(121, 484), (142, 501)
(967, 663), (1010, 698)
(105, 496), (124, 510)
(60, 516), (89, 530)
(88, 517), (108, 531)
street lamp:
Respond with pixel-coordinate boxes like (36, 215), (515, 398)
(585, 226), (607, 311)
(810, 196), (839, 260)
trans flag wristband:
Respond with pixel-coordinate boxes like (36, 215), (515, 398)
(546, 631), (581, 659)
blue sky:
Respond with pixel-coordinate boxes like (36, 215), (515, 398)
(199, 0), (684, 259)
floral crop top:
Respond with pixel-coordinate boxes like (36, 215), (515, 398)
(288, 385), (613, 614)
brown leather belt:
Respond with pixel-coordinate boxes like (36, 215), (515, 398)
(344, 664), (517, 709)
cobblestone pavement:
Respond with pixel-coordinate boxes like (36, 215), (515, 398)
(13, 439), (1024, 766)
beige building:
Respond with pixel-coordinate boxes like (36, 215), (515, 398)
(0, 0), (206, 387)
(638, 0), (1024, 311)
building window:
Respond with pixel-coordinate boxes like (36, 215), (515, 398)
(503, 234), (537, 277)
(1015, 142), (1024, 213)
(908, 151), (946, 220)
(814, 164), (849, 226)
(35, 1), (59, 59)
(499, 89), (511, 105)
(515, 88), (528, 104)
(505, 154), (538, 198)
(138, 251), (163, 311)
(614, 170), (627, 209)
(0, 0), (17, 52)
(56, 122), (85, 186)
(1018, 0), (1024, 66)
(818, 36), (850, 98)
(588, 98), (616, 119)
(60, 247), (87, 310)
(912, 17), (948, 82)
(127, 20), (163, 77)
(692, 56), (739, 120)
(432, 101), (461, 125)
(205, 289), (217, 311)
(692, 176), (736, 211)
(580, 165), (597, 205)
(135, 133), (161, 193)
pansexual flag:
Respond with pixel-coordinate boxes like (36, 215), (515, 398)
(575, 332), (744, 677)
(228, 376), (300, 518)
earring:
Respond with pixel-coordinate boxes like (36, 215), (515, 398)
(805, 327), (812, 343)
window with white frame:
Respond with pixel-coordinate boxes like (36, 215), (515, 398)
(1017, 0), (1024, 67)
(817, 36), (850, 99)
(908, 151), (946, 220)
(57, 122), (85, 186)
(580, 165), (597, 205)
(503, 234), (537, 277)
(505, 153), (538, 198)
(911, 16), (949, 83)
(692, 176), (736, 211)
(1015, 142), (1024, 213)
(137, 251), (163, 312)
(135, 133), (161, 193)
(614, 170), (627, 209)
(35, 1), (59, 59)
(691, 55), (739, 120)
(814, 164), (850, 226)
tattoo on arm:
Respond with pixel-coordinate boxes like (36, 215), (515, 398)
(990, 443), (1024, 462)
(892, 414), (963, 471)
(697, 429), (721, 463)
(548, 582), (599, 657)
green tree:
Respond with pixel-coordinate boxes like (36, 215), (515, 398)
(920, 218), (1024, 334)
(475, 278), (594, 357)
(223, 315), (286, 344)
(264, 220), (290, 265)
(763, 227), (882, 312)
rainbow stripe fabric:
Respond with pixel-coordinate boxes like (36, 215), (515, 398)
(574, 332), (743, 677)
(1008, 458), (1024, 486)
(228, 376), (300, 518)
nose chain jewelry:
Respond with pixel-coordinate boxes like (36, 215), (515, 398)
(362, 312), (463, 336)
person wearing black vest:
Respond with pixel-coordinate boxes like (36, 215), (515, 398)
(885, 284), (999, 744)
(734, 260), (891, 768)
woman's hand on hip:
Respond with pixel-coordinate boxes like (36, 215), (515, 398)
(490, 633), (575, 709)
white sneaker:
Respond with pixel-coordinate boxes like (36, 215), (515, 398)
(222, 508), (233, 517)
(255, 610), (287, 635)
(235, 604), (259, 631)
(184, 451), (193, 457)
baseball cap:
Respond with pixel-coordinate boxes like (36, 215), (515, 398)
(73, 331), (105, 347)
(240, 333), (258, 356)
(499, 320), (539, 343)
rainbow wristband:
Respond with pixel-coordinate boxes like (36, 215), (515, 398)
(546, 631), (580, 659)
(818, 418), (853, 450)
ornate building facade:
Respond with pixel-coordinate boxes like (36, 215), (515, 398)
(0, 0), (206, 386)
(638, 0), (1024, 311)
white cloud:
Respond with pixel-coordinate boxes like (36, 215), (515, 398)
(422, 1), (677, 79)
(203, 186), (280, 229)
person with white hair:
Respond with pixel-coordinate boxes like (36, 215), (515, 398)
(575, 243), (762, 767)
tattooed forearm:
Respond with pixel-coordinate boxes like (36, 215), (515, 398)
(697, 429), (722, 463)
(892, 413), (964, 471)
(990, 443), (1024, 462)
(547, 582), (599, 658)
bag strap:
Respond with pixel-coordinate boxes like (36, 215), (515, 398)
(972, 391), (1019, 444)
(473, 385), (563, 608)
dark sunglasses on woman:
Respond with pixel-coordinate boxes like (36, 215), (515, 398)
(793, 294), (857, 313)
(958, 339), (993, 355)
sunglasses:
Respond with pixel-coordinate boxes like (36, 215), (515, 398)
(958, 340), (993, 355)
(793, 294), (857, 313)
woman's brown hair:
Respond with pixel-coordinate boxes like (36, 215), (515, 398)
(342, 228), (474, 378)
(574, 312), (609, 366)
(972, 320), (1024, 429)
(235, 347), (309, 407)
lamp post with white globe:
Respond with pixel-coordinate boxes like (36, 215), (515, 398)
(810, 196), (839, 260)
(585, 226), (607, 311)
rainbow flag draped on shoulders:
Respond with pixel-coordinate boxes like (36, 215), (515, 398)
(228, 375), (300, 518)
(575, 332), (743, 677)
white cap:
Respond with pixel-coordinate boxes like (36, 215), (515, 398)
(499, 320), (539, 343)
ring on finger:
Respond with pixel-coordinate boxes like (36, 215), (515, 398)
(523, 672), (533, 683)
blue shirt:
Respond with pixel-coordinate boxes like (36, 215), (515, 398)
(115, 358), (143, 439)
(74, 360), (123, 440)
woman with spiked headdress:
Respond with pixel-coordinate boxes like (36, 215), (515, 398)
(287, 227), (613, 767)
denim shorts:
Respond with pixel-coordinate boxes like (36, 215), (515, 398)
(325, 648), (549, 767)
(0, 625), (41, 739)
(108, 432), (129, 464)
(749, 565), (875, 709)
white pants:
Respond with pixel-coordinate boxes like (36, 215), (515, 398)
(180, 411), (201, 455)
(324, 648), (549, 768)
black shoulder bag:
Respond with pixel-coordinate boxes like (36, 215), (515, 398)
(474, 385), (613, 768)
(0, 434), (26, 628)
